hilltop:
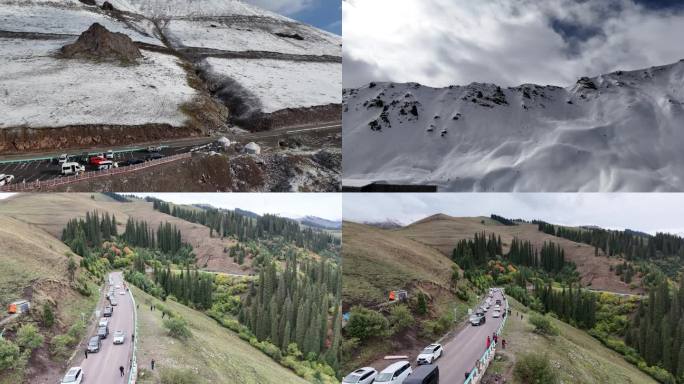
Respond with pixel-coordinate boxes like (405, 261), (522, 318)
(343, 59), (684, 191)
(396, 215), (641, 294)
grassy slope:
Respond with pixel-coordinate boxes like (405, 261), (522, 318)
(342, 221), (455, 306)
(0, 193), (247, 274)
(489, 296), (656, 384)
(0, 215), (98, 384)
(397, 214), (641, 294)
(131, 286), (307, 384)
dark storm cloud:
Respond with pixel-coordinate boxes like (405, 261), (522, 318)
(343, 0), (684, 88)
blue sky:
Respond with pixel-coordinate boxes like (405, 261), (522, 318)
(344, 0), (684, 87)
(244, 0), (341, 35)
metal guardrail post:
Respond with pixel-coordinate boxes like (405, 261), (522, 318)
(127, 286), (138, 384)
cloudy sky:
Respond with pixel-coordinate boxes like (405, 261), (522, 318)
(132, 193), (342, 221)
(245, 0), (341, 34)
(343, 0), (684, 88)
(344, 193), (684, 235)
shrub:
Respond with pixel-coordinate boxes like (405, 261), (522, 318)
(16, 324), (44, 351)
(51, 334), (76, 359)
(42, 304), (55, 328)
(388, 305), (414, 334)
(346, 307), (389, 342)
(529, 313), (559, 336)
(163, 317), (191, 340)
(513, 353), (558, 384)
(0, 338), (20, 370)
(160, 368), (202, 384)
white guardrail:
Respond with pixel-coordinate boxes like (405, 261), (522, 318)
(0, 152), (191, 192)
(463, 290), (508, 384)
(127, 284), (138, 384)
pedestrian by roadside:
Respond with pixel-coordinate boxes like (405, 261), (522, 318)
(502, 339), (507, 349)
(151, 359), (155, 370)
(84, 349), (88, 359)
(119, 366), (125, 377)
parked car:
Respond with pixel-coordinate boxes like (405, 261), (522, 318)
(404, 364), (439, 384)
(0, 174), (14, 186)
(480, 305), (488, 313)
(123, 158), (145, 166)
(342, 367), (377, 384)
(113, 330), (125, 345)
(98, 317), (109, 327)
(60, 367), (84, 384)
(110, 298), (118, 306)
(87, 336), (101, 353)
(374, 361), (412, 384)
(147, 145), (162, 152)
(103, 306), (113, 317)
(96, 160), (117, 171)
(61, 162), (85, 176)
(105, 150), (114, 159)
(493, 304), (501, 311)
(97, 325), (108, 339)
(146, 152), (164, 161)
(58, 154), (69, 165)
(496, 299), (502, 305)
(470, 312), (486, 326)
(417, 343), (443, 365)
(492, 310), (501, 318)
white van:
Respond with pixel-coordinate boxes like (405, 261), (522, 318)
(375, 361), (412, 384)
(61, 162), (85, 176)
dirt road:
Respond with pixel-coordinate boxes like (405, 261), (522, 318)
(436, 290), (506, 383)
(76, 272), (135, 384)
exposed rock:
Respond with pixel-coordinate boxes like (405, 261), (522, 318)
(101, 1), (115, 11)
(275, 32), (304, 41)
(79, 0), (96, 5)
(60, 23), (142, 63)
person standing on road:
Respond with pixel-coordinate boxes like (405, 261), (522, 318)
(486, 336), (491, 349)
(119, 366), (125, 377)
(84, 349), (88, 359)
(151, 359), (155, 370)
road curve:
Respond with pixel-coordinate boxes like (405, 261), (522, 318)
(76, 272), (135, 384)
(436, 290), (506, 383)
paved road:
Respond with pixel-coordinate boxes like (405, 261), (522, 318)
(0, 122), (341, 185)
(436, 290), (506, 383)
(75, 272), (135, 384)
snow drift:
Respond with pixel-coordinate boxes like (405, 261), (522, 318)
(342, 60), (684, 192)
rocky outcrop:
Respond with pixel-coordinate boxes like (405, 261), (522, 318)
(60, 23), (142, 63)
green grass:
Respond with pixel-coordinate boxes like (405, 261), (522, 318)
(131, 286), (308, 384)
(489, 296), (657, 384)
(342, 222), (455, 306)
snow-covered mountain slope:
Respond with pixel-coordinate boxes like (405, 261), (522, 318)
(0, 0), (340, 152)
(343, 60), (684, 192)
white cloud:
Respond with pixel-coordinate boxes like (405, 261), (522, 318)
(343, 193), (684, 235)
(242, 0), (317, 15)
(343, 0), (684, 88)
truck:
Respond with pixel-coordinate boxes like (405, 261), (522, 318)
(8, 300), (30, 314)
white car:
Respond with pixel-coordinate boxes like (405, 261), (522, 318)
(375, 361), (412, 384)
(61, 162), (85, 176)
(98, 318), (109, 327)
(416, 343), (443, 365)
(492, 310), (501, 318)
(120, 290), (125, 295)
(113, 330), (125, 344)
(0, 174), (14, 186)
(61, 367), (83, 384)
(494, 304), (501, 311)
(106, 150), (114, 159)
(480, 305), (488, 312)
(110, 298), (118, 306)
(342, 367), (377, 384)
(58, 154), (68, 164)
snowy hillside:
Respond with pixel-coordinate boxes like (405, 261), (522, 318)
(0, 0), (341, 152)
(343, 60), (684, 192)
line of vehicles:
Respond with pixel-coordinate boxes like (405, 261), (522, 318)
(60, 283), (128, 384)
(58, 146), (165, 176)
(344, 289), (506, 384)
(343, 343), (442, 384)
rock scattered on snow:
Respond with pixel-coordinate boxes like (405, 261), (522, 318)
(61, 23), (142, 63)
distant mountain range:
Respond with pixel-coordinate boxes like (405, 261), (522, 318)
(343, 59), (684, 191)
